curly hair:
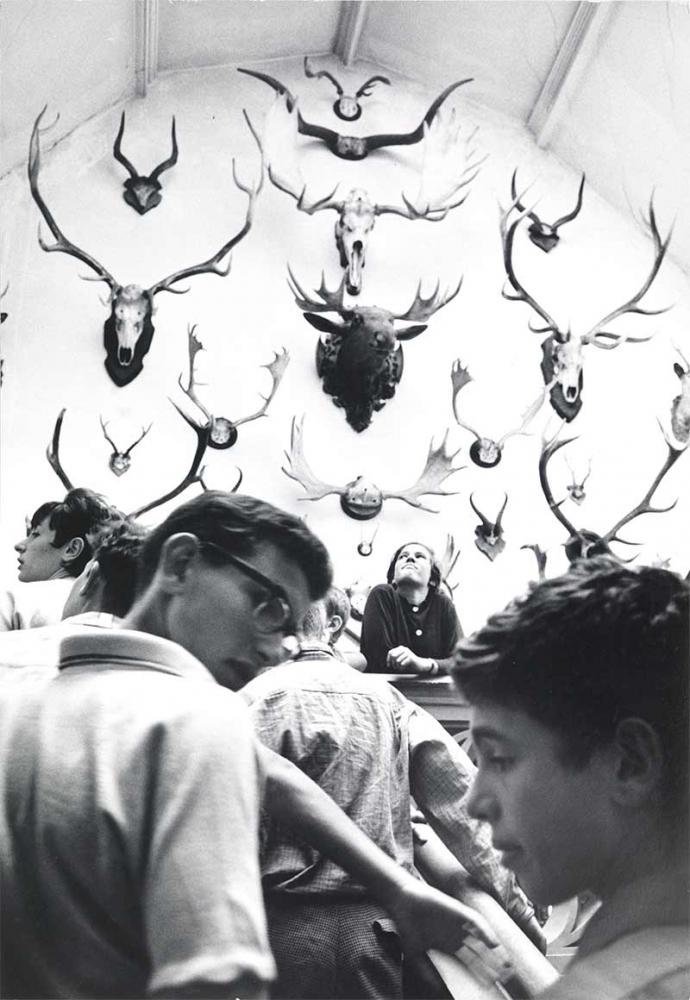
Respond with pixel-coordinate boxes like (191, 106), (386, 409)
(29, 488), (121, 577)
(92, 521), (149, 618)
(453, 557), (689, 811)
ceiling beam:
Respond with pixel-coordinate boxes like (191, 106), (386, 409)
(333, 1), (369, 66)
(528, 1), (615, 148)
(135, 0), (159, 97)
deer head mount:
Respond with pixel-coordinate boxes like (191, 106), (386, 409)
(288, 268), (462, 431)
(510, 169), (585, 253)
(671, 346), (690, 445)
(283, 415), (464, 519)
(28, 106), (263, 387)
(100, 416), (152, 476)
(47, 407), (241, 519)
(470, 493), (508, 561)
(501, 195), (672, 422)
(177, 324), (289, 449)
(539, 425), (685, 563)
(450, 359), (548, 467)
(238, 67), (472, 160)
(113, 112), (178, 215)
(266, 98), (483, 296)
(303, 57), (390, 122)
(565, 455), (592, 505)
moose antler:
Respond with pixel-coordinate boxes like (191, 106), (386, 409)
(382, 431), (464, 511)
(234, 348), (290, 427)
(392, 277), (463, 324)
(287, 267), (348, 314)
(282, 415), (343, 501)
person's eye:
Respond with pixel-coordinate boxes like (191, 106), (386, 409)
(487, 754), (513, 773)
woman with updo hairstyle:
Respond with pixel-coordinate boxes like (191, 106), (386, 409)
(360, 541), (463, 675)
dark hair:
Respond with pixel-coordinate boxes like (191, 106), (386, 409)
(30, 488), (120, 577)
(301, 586), (351, 643)
(453, 557), (689, 813)
(137, 491), (332, 600)
(92, 521), (149, 618)
(386, 541), (441, 590)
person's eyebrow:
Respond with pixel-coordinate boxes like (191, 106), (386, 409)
(471, 725), (509, 743)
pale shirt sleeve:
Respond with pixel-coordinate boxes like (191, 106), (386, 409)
(0, 579), (73, 632)
(143, 690), (275, 996)
(407, 702), (535, 925)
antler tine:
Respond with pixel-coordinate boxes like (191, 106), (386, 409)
(552, 172), (585, 230)
(233, 347), (290, 428)
(303, 56), (343, 95)
(510, 169), (539, 224)
(130, 405), (210, 519)
(267, 163), (341, 215)
(355, 75), (391, 99)
(177, 324), (212, 421)
(112, 111), (137, 177)
(46, 408), (75, 491)
(494, 492), (509, 529)
(29, 107), (117, 290)
(439, 532), (461, 582)
(281, 414), (343, 501)
(538, 427), (581, 538)
(150, 111), (263, 298)
(582, 196), (673, 346)
(287, 266), (346, 313)
(393, 275), (463, 323)
(520, 543), (547, 581)
(469, 493), (491, 528)
(149, 116), (179, 181)
(500, 199), (559, 335)
(125, 422), (153, 455)
(450, 360), (481, 441)
(99, 415), (118, 452)
(498, 380), (551, 446)
(600, 428), (685, 547)
(383, 430), (464, 512)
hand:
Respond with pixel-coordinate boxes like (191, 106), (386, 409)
(516, 913), (548, 955)
(386, 646), (430, 673)
(386, 876), (500, 956)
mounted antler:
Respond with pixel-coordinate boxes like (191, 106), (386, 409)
(470, 494), (508, 561)
(451, 359), (548, 467)
(288, 267), (462, 431)
(303, 56), (391, 122)
(282, 416), (464, 518)
(670, 345), (690, 445)
(565, 456), (592, 504)
(29, 106), (264, 387)
(99, 416), (152, 476)
(438, 533), (461, 592)
(520, 543), (547, 581)
(510, 169), (585, 252)
(501, 194), (671, 421)
(113, 112), (178, 214)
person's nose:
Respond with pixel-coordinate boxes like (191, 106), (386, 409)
(14, 537), (26, 553)
(465, 769), (498, 824)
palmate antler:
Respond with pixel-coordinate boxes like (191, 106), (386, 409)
(282, 415), (343, 501)
(382, 431), (464, 511)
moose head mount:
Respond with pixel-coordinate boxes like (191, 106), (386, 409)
(283, 415), (464, 519)
(289, 268), (461, 431)
(28, 107), (263, 387)
(177, 324), (289, 449)
(470, 493), (508, 561)
(539, 425), (685, 563)
(303, 57), (390, 122)
(510, 169), (585, 253)
(113, 112), (178, 215)
(501, 196), (671, 422)
(238, 67), (472, 160)
(100, 416), (152, 476)
(450, 359), (548, 467)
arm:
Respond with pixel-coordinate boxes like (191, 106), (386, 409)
(430, 590), (463, 676)
(258, 744), (499, 954)
(360, 585), (401, 672)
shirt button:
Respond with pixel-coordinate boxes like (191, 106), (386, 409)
(415, 628), (423, 636)
(412, 606), (419, 612)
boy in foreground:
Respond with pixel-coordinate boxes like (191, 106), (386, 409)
(453, 557), (689, 999)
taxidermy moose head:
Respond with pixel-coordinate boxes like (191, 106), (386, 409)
(510, 169), (585, 253)
(303, 56), (390, 122)
(501, 196), (671, 422)
(539, 425), (685, 563)
(113, 112), (178, 215)
(28, 107), (263, 387)
(283, 415), (464, 518)
(288, 268), (462, 431)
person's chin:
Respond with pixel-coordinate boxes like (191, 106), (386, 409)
(213, 657), (259, 692)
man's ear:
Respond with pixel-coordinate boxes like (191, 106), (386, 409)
(61, 536), (85, 567)
(611, 717), (663, 806)
(157, 533), (202, 593)
(326, 614), (343, 640)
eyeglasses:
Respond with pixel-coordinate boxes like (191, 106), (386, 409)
(201, 542), (299, 638)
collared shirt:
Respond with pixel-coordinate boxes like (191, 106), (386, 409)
(0, 627), (274, 999)
(0, 611), (116, 681)
(361, 583), (462, 673)
(241, 652), (533, 925)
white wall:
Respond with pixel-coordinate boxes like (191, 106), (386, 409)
(542, 1), (690, 274)
(2, 43), (689, 633)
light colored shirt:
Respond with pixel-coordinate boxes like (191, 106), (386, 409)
(0, 611), (116, 680)
(242, 647), (533, 925)
(0, 627), (274, 999)
(0, 576), (74, 631)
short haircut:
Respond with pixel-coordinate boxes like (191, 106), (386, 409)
(386, 541), (442, 590)
(137, 491), (332, 601)
(453, 557), (689, 814)
(300, 586), (351, 643)
(92, 521), (149, 618)
(29, 488), (121, 577)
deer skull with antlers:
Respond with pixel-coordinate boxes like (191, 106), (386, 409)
(282, 415), (464, 519)
(470, 494), (508, 561)
(177, 324), (289, 449)
(303, 56), (390, 122)
(510, 169), (585, 253)
(501, 195), (671, 422)
(113, 112), (178, 215)
(28, 107), (263, 387)
(288, 268), (462, 431)
(539, 425), (685, 563)
(100, 416), (152, 476)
